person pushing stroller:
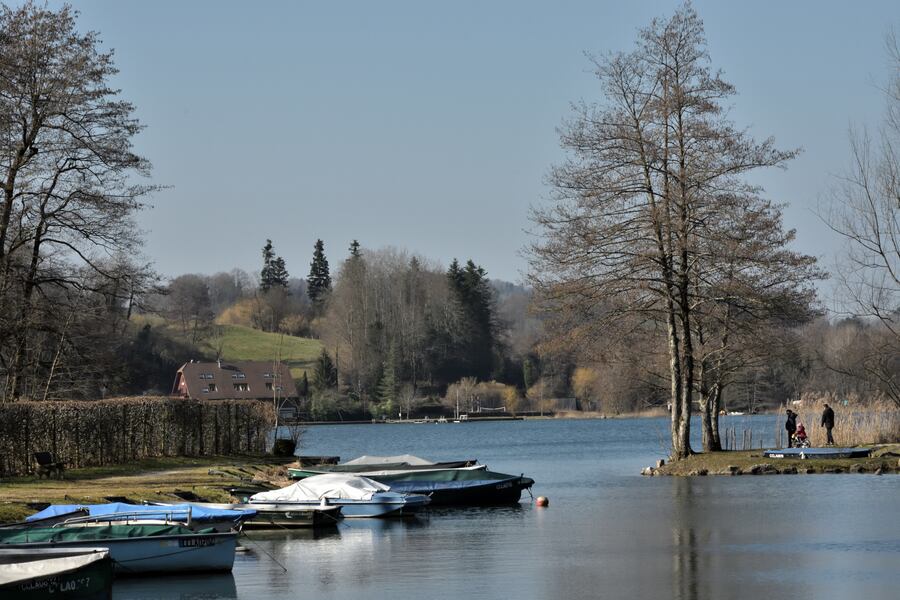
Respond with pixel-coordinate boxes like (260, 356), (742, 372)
(785, 409), (798, 447)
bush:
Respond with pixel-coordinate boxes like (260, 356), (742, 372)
(0, 397), (274, 476)
(272, 438), (297, 457)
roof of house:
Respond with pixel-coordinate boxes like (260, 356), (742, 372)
(174, 360), (297, 400)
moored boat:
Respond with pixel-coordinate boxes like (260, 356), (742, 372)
(21, 503), (255, 533)
(250, 474), (431, 518)
(156, 502), (344, 529)
(288, 455), (479, 480)
(0, 525), (237, 575)
(0, 548), (112, 600)
(762, 447), (872, 459)
(368, 469), (536, 505)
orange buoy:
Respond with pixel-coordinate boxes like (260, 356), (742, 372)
(535, 496), (549, 507)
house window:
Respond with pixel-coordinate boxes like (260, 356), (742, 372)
(231, 373), (246, 379)
(265, 382), (273, 391)
(202, 388), (209, 393)
(199, 373), (214, 380)
(233, 383), (250, 391)
(208, 383), (217, 392)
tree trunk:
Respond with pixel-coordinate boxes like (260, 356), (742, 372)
(666, 307), (690, 459)
(709, 384), (722, 450)
(9, 220), (45, 398)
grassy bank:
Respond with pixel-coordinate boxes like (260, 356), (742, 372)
(136, 315), (322, 378)
(0, 455), (292, 523)
(647, 444), (900, 476)
(213, 324), (321, 379)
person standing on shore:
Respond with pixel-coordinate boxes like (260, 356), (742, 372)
(785, 409), (798, 447)
(821, 403), (836, 445)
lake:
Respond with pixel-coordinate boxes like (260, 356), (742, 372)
(114, 416), (900, 600)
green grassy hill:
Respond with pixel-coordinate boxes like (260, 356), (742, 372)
(215, 324), (322, 379)
(134, 316), (322, 379)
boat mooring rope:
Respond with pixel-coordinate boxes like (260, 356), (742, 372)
(240, 532), (288, 573)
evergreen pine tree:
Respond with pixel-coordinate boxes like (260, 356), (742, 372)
(300, 371), (310, 397)
(260, 239), (289, 292)
(376, 342), (398, 411)
(307, 239), (332, 308)
(312, 348), (338, 391)
(349, 239), (361, 258)
(445, 258), (497, 380)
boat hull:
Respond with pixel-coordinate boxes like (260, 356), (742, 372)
(0, 548), (112, 600)
(370, 470), (536, 506)
(179, 503), (342, 529)
(288, 460), (478, 480)
(248, 494), (431, 519)
(762, 447), (872, 459)
(0, 528), (237, 575)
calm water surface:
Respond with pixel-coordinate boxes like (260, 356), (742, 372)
(114, 417), (900, 600)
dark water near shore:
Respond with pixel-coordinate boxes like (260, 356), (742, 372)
(114, 417), (900, 600)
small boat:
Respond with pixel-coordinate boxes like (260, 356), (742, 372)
(0, 547), (112, 600)
(153, 502), (344, 529)
(288, 454), (479, 479)
(762, 447), (872, 459)
(21, 503), (255, 533)
(0, 525), (237, 574)
(368, 469), (536, 506)
(249, 474), (431, 518)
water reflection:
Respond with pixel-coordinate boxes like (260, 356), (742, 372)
(111, 419), (900, 600)
(113, 573), (237, 599)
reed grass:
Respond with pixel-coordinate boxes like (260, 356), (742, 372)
(786, 393), (900, 447)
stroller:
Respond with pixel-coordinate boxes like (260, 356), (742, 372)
(791, 423), (811, 448)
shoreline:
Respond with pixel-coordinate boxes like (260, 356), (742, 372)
(643, 444), (900, 476)
(296, 409), (674, 426)
(0, 455), (291, 524)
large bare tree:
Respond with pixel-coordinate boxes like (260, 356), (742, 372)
(530, 5), (816, 459)
(0, 3), (156, 398)
(826, 33), (900, 406)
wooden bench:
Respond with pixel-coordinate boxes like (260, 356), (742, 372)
(33, 452), (66, 479)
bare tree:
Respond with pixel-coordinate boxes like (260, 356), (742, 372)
(529, 5), (803, 459)
(826, 32), (900, 405)
(167, 275), (213, 344)
(0, 3), (156, 397)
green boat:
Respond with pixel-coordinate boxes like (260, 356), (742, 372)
(0, 548), (112, 600)
(0, 525), (236, 574)
(288, 455), (480, 480)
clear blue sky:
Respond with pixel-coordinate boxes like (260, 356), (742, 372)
(44, 1), (900, 286)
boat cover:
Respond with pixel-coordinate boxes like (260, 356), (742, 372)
(762, 447), (872, 459)
(0, 548), (109, 585)
(0, 524), (215, 544)
(250, 474), (391, 502)
(25, 502), (255, 523)
(342, 455), (437, 466)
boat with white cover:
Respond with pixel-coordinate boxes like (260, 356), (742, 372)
(250, 474), (431, 518)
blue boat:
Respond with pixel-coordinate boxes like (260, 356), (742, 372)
(762, 447), (872, 459)
(22, 503), (255, 532)
(249, 474), (431, 518)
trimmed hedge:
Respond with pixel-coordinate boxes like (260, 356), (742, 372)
(0, 396), (274, 476)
